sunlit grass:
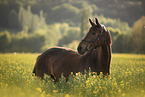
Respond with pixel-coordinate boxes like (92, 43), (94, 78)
(0, 53), (145, 97)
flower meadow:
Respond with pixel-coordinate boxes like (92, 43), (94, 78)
(0, 53), (145, 97)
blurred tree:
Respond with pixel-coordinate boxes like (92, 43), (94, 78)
(98, 15), (131, 33)
(39, 10), (47, 29)
(49, 3), (80, 25)
(90, 0), (145, 26)
(108, 27), (133, 53)
(18, 6), (32, 33)
(107, 27), (121, 43)
(58, 27), (80, 46)
(60, 23), (69, 35)
(26, 34), (45, 52)
(10, 33), (45, 52)
(31, 14), (39, 32)
(26, 6), (32, 32)
(8, 9), (19, 29)
(112, 34), (133, 53)
(64, 40), (80, 50)
(0, 0), (144, 29)
(40, 23), (62, 51)
(0, 0), (144, 53)
(0, 31), (11, 52)
(18, 6), (47, 33)
(132, 16), (145, 53)
(80, 8), (92, 38)
(0, 4), (10, 28)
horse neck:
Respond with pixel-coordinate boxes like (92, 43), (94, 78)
(84, 44), (111, 64)
(101, 44), (111, 63)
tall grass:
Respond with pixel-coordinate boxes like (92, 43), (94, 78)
(0, 53), (145, 97)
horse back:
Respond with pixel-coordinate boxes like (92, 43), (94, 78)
(34, 47), (81, 80)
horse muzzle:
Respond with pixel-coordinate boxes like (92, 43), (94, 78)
(77, 45), (87, 55)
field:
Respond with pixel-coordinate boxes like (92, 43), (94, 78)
(0, 53), (145, 97)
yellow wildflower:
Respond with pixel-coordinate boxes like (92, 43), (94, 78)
(53, 90), (58, 93)
(141, 90), (144, 93)
(122, 93), (126, 96)
(120, 81), (123, 83)
(65, 94), (70, 97)
(121, 83), (124, 86)
(36, 87), (42, 92)
(118, 89), (122, 93)
(140, 69), (143, 72)
(93, 90), (98, 94)
(42, 91), (45, 95)
(32, 73), (35, 76)
(114, 82), (117, 86)
(71, 72), (73, 75)
(47, 94), (51, 97)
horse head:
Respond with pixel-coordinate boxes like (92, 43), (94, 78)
(77, 18), (112, 55)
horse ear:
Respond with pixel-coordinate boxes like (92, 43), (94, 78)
(89, 18), (95, 26)
(95, 18), (101, 27)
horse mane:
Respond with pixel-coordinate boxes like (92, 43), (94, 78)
(107, 30), (112, 46)
(104, 27), (112, 46)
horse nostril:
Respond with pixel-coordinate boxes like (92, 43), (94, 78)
(77, 46), (82, 52)
(77, 45), (86, 55)
(78, 46), (82, 51)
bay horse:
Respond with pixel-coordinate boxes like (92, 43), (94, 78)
(32, 18), (112, 82)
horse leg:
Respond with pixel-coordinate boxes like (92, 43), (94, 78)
(52, 71), (61, 83)
(108, 67), (110, 75)
(102, 66), (109, 78)
(36, 70), (44, 79)
(97, 72), (100, 76)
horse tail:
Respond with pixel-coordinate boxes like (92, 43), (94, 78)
(32, 67), (36, 75)
(32, 55), (40, 76)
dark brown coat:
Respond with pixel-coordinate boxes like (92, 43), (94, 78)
(33, 18), (112, 82)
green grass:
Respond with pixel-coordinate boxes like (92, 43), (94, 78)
(0, 53), (145, 97)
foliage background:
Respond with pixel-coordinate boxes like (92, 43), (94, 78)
(0, 0), (145, 53)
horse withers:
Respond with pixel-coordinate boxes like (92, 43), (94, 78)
(32, 18), (112, 82)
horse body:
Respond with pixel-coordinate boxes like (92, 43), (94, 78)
(34, 47), (81, 81)
(33, 18), (112, 81)
(33, 46), (110, 81)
